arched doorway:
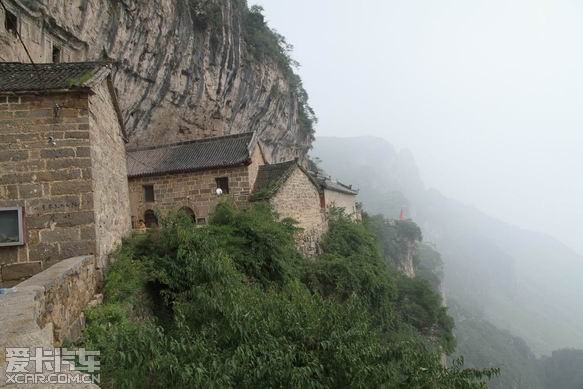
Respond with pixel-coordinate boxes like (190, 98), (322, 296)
(179, 207), (196, 223)
(144, 210), (158, 228)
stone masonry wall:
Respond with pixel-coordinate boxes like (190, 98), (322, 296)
(0, 256), (99, 387)
(247, 145), (266, 191)
(129, 164), (252, 225)
(88, 81), (131, 270)
(0, 92), (96, 284)
(271, 167), (327, 256)
(324, 189), (359, 219)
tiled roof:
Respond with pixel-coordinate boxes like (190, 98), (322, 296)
(252, 160), (322, 201)
(317, 176), (358, 195)
(251, 160), (298, 200)
(126, 132), (257, 178)
(0, 62), (111, 92)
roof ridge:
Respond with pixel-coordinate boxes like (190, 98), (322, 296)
(127, 132), (255, 153)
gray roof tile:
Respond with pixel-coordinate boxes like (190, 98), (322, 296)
(0, 62), (111, 92)
(251, 160), (298, 200)
(252, 160), (322, 200)
(316, 176), (358, 195)
(127, 132), (256, 178)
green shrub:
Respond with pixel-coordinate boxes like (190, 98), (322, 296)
(79, 203), (496, 388)
(208, 201), (303, 287)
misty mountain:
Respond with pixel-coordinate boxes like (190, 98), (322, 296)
(312, 136), (583, 355)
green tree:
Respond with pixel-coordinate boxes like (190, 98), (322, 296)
(80, 202), (496, 388)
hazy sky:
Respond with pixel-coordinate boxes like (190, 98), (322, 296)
(250, 0), (583, 254)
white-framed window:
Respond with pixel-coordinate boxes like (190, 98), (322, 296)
(0, 207), (24, 247)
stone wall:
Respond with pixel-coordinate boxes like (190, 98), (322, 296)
(0, 255), (99, 387)
(0, 86), (131, 285)
(324, 189), (359, 219)
(88, 81), (131, 270)
(270, 167), (327, 256)
(0, 92), (96, 284)
(129, 165), (252, 225)
(247, 145), (266, 191)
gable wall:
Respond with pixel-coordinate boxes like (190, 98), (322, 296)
(88, 80), (132, 270)
(324, 189), (359, 219)
(247, 144), (266, 191)
(270, 167), (327, 256)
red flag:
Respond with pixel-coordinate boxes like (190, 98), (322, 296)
(399, 209), (404, 221)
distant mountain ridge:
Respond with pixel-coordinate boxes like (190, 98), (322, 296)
(312, 136), (583, 355)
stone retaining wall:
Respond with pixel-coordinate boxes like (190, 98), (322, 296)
(0, 256), (98, 387)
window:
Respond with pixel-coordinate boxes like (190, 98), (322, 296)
(144, 185), (155, 202)
(196, 218), (207, 225)
(52, 45), (61, 63)
(144, 210), (158, 228)
(0, 207), (24, 247)
(4, 9), (17, 36)
(215, 177), (229, 194)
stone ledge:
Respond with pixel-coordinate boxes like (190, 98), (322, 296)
(17, 256), (97, 345)
(0, 256), (98, 387)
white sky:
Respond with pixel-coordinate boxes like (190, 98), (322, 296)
(250, 0), (583, 254)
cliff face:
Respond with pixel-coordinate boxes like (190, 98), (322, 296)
(1, 0), (312, 161)
(397, 239), (416, 278)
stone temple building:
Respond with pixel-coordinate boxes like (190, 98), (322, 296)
(315, 175), (360, 220)
(252, 160), (327, 255)
(126, 132), (266, 227)
(0, 62), (131, 285)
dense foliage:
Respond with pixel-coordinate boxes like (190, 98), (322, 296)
(414, 243), (445, 293)
(79, 203), (496, 388)
(366, 215), (422, 269)
(365, 214), (454, 352)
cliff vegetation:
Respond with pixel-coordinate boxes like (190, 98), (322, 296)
(76, 203), (497, 388)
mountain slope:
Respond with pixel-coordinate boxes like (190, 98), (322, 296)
(312, 136), (583, 355)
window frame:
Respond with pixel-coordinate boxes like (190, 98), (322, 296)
(0, 207), (25, 247)
(215, 177), (230, 194)
(143, 185), (155, 203)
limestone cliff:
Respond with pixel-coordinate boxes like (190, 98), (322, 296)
(0, 0), (314, 161)
(398, 239), (417, 278)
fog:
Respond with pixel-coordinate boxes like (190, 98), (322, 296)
(250, 0), (583, 255)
